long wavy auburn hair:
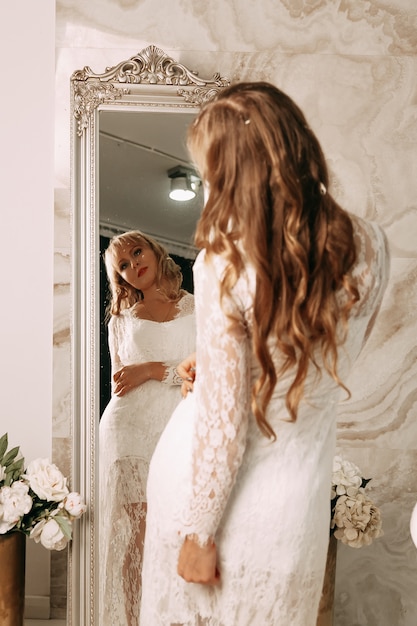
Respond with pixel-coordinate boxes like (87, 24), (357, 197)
(187, 82), (359, 439)
(104, 230), (183, 318)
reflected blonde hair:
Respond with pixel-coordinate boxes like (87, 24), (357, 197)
(188, 82), (359, 438)
(104, 230), (183, 316)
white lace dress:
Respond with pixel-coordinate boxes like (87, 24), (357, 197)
(99, 293), (195, 626)
(140, 217), (390, 626)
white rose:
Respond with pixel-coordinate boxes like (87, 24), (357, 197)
(0, 518), (15, 533)
(331, 456), (362, 498)
(24, 458), (69, 502)
(30, 518), (46, 542)
(0, 481), (32, 533)
(30, 518), (69, 551)
(64, 492), (87, 519)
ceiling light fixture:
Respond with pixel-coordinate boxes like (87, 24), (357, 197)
(168, 166), (200, 202)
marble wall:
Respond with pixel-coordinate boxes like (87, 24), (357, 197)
(55, 0), (417, 623)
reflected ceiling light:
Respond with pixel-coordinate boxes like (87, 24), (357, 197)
(168, 166), (200, 202)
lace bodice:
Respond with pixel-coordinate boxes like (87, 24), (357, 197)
(181, 216), (390, 544)
(108, 292), (195, 388)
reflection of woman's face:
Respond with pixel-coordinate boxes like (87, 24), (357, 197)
(115, 242), (158, 293)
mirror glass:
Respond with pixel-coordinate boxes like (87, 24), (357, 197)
(70, 46), (229, 625)
(98, 109), (201, 413)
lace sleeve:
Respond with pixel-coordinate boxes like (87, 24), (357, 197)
(108, 316), (123, 394)
(181, 252), (251, 545)
(161, 364), (183, 386)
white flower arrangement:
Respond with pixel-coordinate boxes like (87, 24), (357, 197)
(330, 455), (383, 548)
(0, 433), (86, 551)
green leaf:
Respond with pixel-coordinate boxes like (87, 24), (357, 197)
(4, 473), (13, 487)
(0, 433), (8, 461)
(54, 514), (73, 540)
(3, 458), (25, 486)
(7, 457), (24, 475)
(3, 446), (21, 467)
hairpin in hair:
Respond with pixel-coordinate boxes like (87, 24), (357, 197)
(244, 119), (251, 125)
(319, 182), (327, 195)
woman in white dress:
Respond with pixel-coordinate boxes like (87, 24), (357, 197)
(140, 83), (390, 626)
(99, 230), (195, 626)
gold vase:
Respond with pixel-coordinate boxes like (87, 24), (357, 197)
(316, 535), (337, 626)
(0, 532), (26, 626)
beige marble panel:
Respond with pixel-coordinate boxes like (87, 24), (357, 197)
(337, 258), (417, 449)
(54, 189), (71, 249)
(53, 189), (71, 439)
(56, 0), (417, 55)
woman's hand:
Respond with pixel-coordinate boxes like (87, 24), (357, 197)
(177, 535), (220, 585)
(113, 362), (165, 396)
(177, 352), (197, 397)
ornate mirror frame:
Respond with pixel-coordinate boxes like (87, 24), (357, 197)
(70, 45), (230, 625)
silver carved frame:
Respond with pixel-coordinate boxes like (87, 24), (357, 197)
(70, 45), (230, 625)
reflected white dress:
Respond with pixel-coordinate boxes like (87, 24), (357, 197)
(99, 293), (195, 626)
(140, 216), (390, 626)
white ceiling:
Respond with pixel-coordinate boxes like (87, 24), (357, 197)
(99, 109), (202, 258)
